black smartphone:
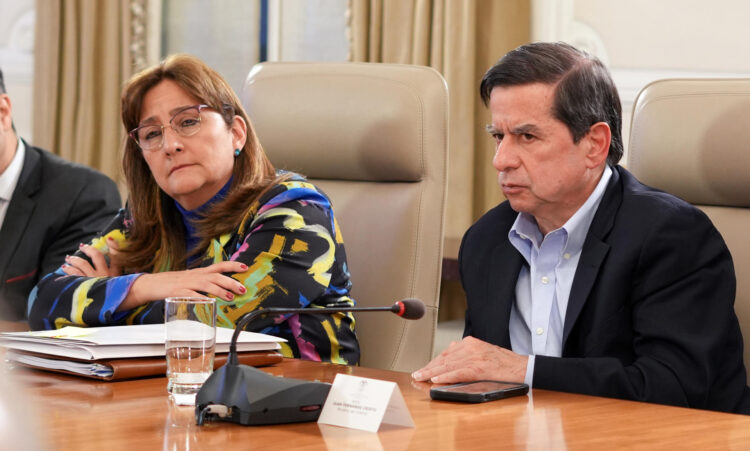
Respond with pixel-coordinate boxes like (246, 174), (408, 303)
(429, 380), (529, 403)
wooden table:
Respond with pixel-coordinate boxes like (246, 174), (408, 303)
(5, 358), (750, 450)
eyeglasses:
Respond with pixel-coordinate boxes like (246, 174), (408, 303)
(128, 104), (210, 151)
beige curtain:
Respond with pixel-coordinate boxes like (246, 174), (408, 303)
(32, 0), (160, 188)
(349, 0), (530, 321)
(349, 0), (530, 243)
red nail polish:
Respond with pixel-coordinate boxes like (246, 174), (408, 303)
(240, 264), (248, 270)
(79, 243), (84, 248)
(239, 286), (247, 293)
(227, 292), (234, 300)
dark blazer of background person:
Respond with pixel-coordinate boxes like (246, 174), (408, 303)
(0, 141), (121, 320)
(461, 164), (750, 414)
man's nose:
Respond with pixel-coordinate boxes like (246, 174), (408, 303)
(492, 140), (517, 172)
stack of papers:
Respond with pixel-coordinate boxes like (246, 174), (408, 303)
(0, 323), (284, 360)
(6, 353), (117, 378)
(0, 324), (286, 380)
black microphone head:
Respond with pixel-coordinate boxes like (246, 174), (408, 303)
(392, 298), (425, 319)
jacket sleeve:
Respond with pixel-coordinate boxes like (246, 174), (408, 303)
(37, 170), (122, 281)
(533, 203), (747, 412)
(27, 209), (142, 330)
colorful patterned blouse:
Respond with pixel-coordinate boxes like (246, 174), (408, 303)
(27, 177), (360, 365)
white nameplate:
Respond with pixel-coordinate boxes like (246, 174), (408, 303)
(317, 374), (415, 432)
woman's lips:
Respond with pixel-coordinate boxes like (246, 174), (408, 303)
(170, 164), (193, 175)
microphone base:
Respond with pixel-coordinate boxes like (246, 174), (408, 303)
(195, 361), (331, 426)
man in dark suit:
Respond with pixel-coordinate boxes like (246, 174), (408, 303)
(0, 67), (121, 321)
(413, 42), (750, 413)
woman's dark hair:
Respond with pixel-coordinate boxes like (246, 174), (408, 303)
(480, 42), (623, 165)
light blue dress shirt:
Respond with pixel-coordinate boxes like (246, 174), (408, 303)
(508, 165), (612, 387)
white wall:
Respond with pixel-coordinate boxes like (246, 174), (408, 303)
(533, 0), (750, 162)
(267, 0), (348, 62)
(0, 0), (34, 141)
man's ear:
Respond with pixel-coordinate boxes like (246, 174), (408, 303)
(585, 122), (611, 168)
(0, 94), (13, 131)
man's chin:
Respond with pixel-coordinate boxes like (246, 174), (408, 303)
(506, 198), (530, 214)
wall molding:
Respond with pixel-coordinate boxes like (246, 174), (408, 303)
(611, 68), (750, 111)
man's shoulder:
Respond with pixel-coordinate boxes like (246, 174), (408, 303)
(463, 201), (516, 247)
(617, 167), (704, 220)
(605, 167), (718, 248)
(25, 145), (118, 192)
(31, 146), (110, 179)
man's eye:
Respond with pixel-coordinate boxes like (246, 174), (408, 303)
(492, 133), (504, 142)
(521, 133), (535, 142)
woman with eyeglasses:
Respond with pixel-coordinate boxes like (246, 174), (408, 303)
(27, 54), (360, 365)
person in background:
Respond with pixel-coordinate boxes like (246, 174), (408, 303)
(0, 67), (121, 322)
(27, 54), (360, 365)
(413, 42), (750, 414)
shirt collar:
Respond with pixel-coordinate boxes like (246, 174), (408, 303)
(509, 165), (613, 257)
(561, 164), (612, 255)
(0, 138), (25, 202)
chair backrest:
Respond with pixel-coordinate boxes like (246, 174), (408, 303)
(628, 78), (750, 383)
(242, 62), (448, 372)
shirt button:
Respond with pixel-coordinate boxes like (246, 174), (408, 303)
(563, 253), (571, 259)
(536, 327), (544, 335)
(541, 276), (549, 284)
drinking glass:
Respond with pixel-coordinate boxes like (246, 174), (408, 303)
(165, 296), (216, 405)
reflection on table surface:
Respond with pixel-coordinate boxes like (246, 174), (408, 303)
(4, 358), (750, 450)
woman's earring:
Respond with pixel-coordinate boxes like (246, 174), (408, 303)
(234, 148), (241, 157)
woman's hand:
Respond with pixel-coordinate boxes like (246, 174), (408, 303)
(119, 260), (249, 311)
(62, 238), (122, 277)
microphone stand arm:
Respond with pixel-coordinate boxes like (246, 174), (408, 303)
(229, 306), (394, 363)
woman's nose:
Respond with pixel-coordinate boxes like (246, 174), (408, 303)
(161, 126), (183, 154)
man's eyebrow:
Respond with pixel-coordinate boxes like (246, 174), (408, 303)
(510, 123), (541, 135)
(485, 124), (500, 134)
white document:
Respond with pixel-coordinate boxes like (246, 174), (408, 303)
(0, 323), (284, 360)
(317, 373), (415, 432)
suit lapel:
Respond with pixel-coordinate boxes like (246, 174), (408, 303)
(0, 145), (41, 283)
(487, 239), (523, 348)
(562, 167), (623, 347)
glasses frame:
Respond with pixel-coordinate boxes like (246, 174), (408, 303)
(128, 104), (210, 151)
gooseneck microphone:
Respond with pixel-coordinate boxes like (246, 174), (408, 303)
(227, 298), (425, 363)
(196, 298), (425, 426)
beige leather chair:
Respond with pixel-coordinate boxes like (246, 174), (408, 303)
(628, 78), (750, 383)
(242, 62), (448, 372)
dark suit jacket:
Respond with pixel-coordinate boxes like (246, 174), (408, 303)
(460, 165), (750, 413)
(0, 142), (121, 320)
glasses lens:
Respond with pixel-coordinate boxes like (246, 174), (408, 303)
(173, 107), (202, 137)
(136, 125), (163, 150)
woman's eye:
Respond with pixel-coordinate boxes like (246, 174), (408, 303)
(143, 129), (162, 140)
(179, 117), (199, 128)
